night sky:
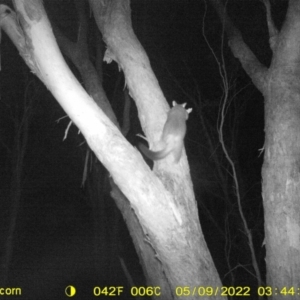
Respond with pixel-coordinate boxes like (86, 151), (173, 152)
(0, 0), (287, 299)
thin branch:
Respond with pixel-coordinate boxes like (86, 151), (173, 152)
(261, 0), (278, 50)
(205, 0), (263, 286)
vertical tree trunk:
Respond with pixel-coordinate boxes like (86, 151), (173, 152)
(262, 70), (300, 287)
(211, 0), (300, 289)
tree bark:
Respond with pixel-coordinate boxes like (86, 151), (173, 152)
(211, 0), (300, 289)
(0, 0), (222, 298)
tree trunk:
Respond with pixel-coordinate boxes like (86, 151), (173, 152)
(211, 0), (300, 290)
(0, 0), (222, 298)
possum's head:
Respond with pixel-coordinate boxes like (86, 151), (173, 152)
(170, 101), (192, 120)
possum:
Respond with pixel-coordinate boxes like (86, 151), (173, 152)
(139, 101), (192, 163)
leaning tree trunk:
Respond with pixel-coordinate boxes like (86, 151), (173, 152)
(0, 0), (223, 298)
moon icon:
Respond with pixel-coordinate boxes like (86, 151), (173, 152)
(65, 285), (76, 297)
